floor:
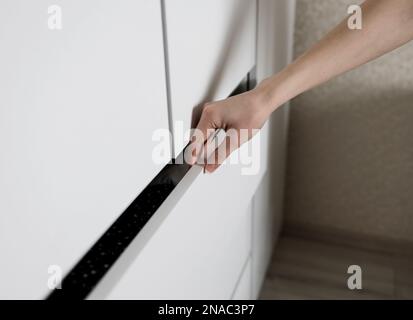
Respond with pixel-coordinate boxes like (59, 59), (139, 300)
(259, 234), (413, 299)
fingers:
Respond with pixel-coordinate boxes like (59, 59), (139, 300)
(186, 106), (215, 165)
(205, 129), (239, 173)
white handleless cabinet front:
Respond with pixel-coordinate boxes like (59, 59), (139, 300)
(163, 0), (257, 156)
(90, 167), (253, 300)
(0, 0), (169, 299)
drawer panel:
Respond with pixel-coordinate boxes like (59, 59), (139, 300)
(91, 166), (253, 299)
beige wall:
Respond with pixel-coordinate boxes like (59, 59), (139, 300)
(284, 0), (413, 242)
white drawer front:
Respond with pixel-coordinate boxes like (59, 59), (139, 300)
(93, 166), (253, 300)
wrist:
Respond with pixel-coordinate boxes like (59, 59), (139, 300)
(251, 77), (283, 115)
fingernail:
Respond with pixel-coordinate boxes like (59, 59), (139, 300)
(205, 166), (213, 174)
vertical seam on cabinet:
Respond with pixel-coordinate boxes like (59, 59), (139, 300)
(254, 0), (259, 68)
(230, 252), (251, 300)
(250, 196), (255, 299)
(230, 199), (255, 300)
(160, 0), (175, 158)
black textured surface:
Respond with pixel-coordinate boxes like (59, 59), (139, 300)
(47, 163), (189, 300)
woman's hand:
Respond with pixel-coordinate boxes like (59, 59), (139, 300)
(188, 86), (274, 173)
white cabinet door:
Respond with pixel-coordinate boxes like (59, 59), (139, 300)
(162, 0), (257, 156)
(0, 0), (169, 299)
(90, 166), (253, 300)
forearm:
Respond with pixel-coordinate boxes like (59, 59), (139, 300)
(256, 0), (413, 113)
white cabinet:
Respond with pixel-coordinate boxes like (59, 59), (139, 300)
(89, 167), (253, 299)
(0, 0), (169, 299)
(162, 0), (257, 156)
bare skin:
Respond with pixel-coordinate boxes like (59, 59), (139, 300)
(189, 0), (413, 173)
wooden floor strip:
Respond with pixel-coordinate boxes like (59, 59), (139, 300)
(259, 233), (413, 300)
